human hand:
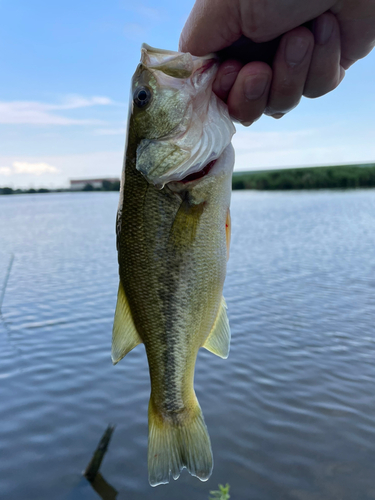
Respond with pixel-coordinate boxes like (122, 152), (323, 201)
(179, 0), (375, 125)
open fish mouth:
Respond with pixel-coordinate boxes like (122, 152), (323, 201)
(167, 156), (228, 190)
(136, 93), (235, 188)
(134, 44), (235, 189)
(141, 43), (218, 79)
(167, 144), (235, 194)
(177, 159), (217, 184)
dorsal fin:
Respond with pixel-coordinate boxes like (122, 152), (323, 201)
(111, 281), (142, 365)
(202, 297), (231, 359)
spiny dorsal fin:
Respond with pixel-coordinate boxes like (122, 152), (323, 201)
(202, 297), (231, 359)
(112, 281), (142, 365)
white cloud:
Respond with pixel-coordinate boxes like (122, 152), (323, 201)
(124, 23), (146, 40)
(0, 167), (12, 176)
(232, 126), (375, 171)
(1, 121), (375, 189)
(233, 129), (314, 154)
(13, 162), (60, 175)
(95, 128), (127, 135)
(54, 95), (113, 109)
(0, 151), (123, 189)
(0, 161), (59, 178)
(0, 95), (114, 125)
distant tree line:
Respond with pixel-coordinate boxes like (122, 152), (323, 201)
(82, 180), (120, 191)
(2, 165), (375, 194)
(232, 164), (375, 190)
(0, 187), (52, 195)
(0, 180), (120, 195)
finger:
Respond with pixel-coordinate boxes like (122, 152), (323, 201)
(179, 0), (335, 55)
(226, 62), (272, 126)
(265, 26), (314, 117)
(179, 0), (242, 55)
(304, 12), (344, 98)
(239, 0), (335, 43)
(331, 0), (375, 69)
(212, 60), (242, 102)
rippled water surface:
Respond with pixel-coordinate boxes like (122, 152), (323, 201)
(1, 190), (375, 500)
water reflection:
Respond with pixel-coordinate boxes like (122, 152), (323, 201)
(65, 475), (117, 500)
(66, 425), (118, 500)
(91, 473), (118, 500)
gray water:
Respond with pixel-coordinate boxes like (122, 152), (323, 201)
(0, 189), (375, 500)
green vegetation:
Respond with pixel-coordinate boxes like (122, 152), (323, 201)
(232, 163), (375, 190)
(3, 163), (375, 194)
(209, 483), (231, 500)
(0, 187), (52, 195)
(82, 180), (120, 191)
(0, 187), (14, 195)
(0, 181), (120, 195)
(102, 179), (120, 191)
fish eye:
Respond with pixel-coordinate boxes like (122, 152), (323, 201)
(133, 86), (152, 108)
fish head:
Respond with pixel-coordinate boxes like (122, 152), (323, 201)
(130, 44), (235, 188)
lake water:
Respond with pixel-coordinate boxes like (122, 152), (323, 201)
(1, 189), (375, 500)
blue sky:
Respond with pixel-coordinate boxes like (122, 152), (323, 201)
(1, 0), (374, 188)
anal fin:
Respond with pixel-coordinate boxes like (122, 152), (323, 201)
(111, 281), (142, 365)
(202, 297), (231, 359)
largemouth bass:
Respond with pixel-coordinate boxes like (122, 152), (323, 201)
(112, 44), (235, 486)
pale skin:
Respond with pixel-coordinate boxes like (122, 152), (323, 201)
(179, 0), (375, 125)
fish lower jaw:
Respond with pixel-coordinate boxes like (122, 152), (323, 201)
(179, 159), (217, 184)
(167, 158), (217, 191)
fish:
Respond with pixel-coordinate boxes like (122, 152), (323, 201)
(112, 43), (235, 487)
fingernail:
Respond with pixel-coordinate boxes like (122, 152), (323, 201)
(244, 74), (269, 100)
(220, 70), (238, 93)
(314, 14), (334, 45)
(285, 36), (309, 67)
(241, 121), (253, 127)
(264, 108), (284, 118)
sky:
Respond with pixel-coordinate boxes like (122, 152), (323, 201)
(0, 0), (375, 189)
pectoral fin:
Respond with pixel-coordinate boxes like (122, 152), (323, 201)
(170, 200), (205, 248)
(112, 281), (142, 365)
(202, 297), (231, 359)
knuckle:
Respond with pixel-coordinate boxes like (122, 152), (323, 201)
(231, 107), (262, 125)
(265, 97), (300, 115)
(271, 78), (304, 100)
(304, 69), (341, 98)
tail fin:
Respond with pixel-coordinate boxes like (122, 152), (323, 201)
(148, 398), (213, 486)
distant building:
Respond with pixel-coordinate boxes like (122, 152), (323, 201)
(70, 178), (120, 190)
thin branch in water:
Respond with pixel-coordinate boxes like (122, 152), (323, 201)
(0, 253), (22, 361)
(0, 253), (14, 312)
(84, 424), (116, 483)
(0, 254), (15, 334)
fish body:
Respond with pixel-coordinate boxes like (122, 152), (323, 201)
(112, 45), (235, 486)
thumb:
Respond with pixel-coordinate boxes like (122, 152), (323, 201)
(332, 0), (375, 68)
(179, 0), (242, 55)
(180, 0), (336, 56)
